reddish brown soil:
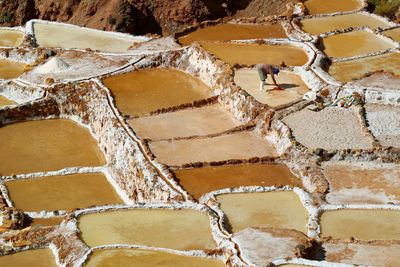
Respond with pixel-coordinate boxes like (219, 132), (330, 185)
(0, 0), (292, 35)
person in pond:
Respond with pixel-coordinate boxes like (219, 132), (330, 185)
(256, 63), (283, 91)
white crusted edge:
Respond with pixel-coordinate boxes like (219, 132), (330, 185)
(70, 202), (232, 265)
(273, 257), (362, 267)
(74, 244), (225, 267)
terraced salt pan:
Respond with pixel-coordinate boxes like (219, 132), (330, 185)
(149, 131), (278, 166)
(0, 95), (16, 107)
(201, 43), (309, 66)
(178, 23), (287, 46)
(84, 248), (224, 267)
(102, 68), (212, 116)
(0, 248), (57, 267)
(127, 104), (241, 140)
(382, 28), (400, 42)
(324, 241), (400, 266)
(78, 209), (216, 250)
(5, 173), (122, 212)
(323, 162), (400, 204)
(365, 104), (400, 148)
(216, 192), (308, 233)
(30, 217), (63, 227)
(300, 13), (391, 35)
(0, 59), (25, 80)
(320, 209), (400, 240)
(282, 107), (373, 150)
(303, 0), (363, 15)
(328, 52), (400, 82)
(234, 69), (309, 108)
(0, 119), (106, 176)
(33, 22), (145, 52)
(173, 163), (301, 201)
(22, 50), (130, 84)
(322, 30), (396, 59)
(0, 29), (24, 47)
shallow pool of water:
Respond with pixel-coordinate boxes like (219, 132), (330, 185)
(179, 23), (287, 46)
(30, 217), (64, 227)
(216, 191), (308, 233)
(33, 23), (143, 52)
(0, 29), (24, 47)
(102, 68), (212, 116)
(173, 164), (301, 200)
(0, 248), (57, 267)
(304, 0), (363, 15)
(382, 28), (400, 43)
(201, 43), (309, 66)
(320, 209), (400, 240)
(0, 119), (106, 176)
(6, 173), (122, 212)
(300, 13), (391, 35)
(85, 248), (224, 267)
(328, 52), (400, 82)
(0, 59), (25, 80)
(78, 209), (216, 250)
(322, 30), (396, 59)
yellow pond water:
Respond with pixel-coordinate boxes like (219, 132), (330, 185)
(300, 13), (391, 35)
(0, 119), (106, 176)
(320, 209), (400, 240)
(85, 248), (224, 267)
(173, 163), (301, 201)
(0, 248), (57, 267)
(322, 30), (396, 59)
(0, 59), (25, 79)
(0, 29), (24, 47)
(78, 209), (216, 250)
(102, 68), (212, 116)
(0, 95), (16, 107)
(179, 23), (287, 46)
(30, 217), (64, 227)
(33, 23), (141, 52)
(304, 0), (363, 15)
(382, 28), (400, 42)
(328, 52), (400, 82)
(128, 104), (241, 140)
(201, 43), (309, 66)
(5, 173), (122, 212)
(216, 192), (308, 233)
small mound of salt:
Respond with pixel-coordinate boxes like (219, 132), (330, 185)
(34, 57), (70, 74)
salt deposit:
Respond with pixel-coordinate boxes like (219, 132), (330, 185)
(33, 57), (70, 74)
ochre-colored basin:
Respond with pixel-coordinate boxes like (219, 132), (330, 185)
(216, 192), (309, 233)
(382, 28), (400, 42)
(102, 68), (212, 116)
(328, 52), (400, 82)
(0, 248), (57, 267)
(0, 119), (106, 176)
(201, 43), (309, 66)
(300, 13), (391, 35)
(0, 59), (25, 79)
(33, 23), (142, 52)
(0, 95), (16, 107)
(78, 209), (216, 250)
(84, 248), (224, 267)
(322, 30), (396, 59)
(304, 0), (363, 15)
(173, 163), (301, 200)
(320, 209), (400, 240)
(179, 23), (287, 46)
(5, 173), (122, 212)
(0, 29), (24, 47)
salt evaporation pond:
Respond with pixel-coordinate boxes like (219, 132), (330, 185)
(102, 68), (212, 116)
(0, 95), (16, 107)
(173, 164), (301, 201)
(382, 28), (400, 42)
(84, 248), (224, 267)
(0, 248), (57, 267)
(303, 0), (363, 15)
(78, 209), (216, 250)
(0, 29), (24, 47)
(0, 119), (106, 176)
(201, 43), (309, 66)
(5, 173), (122, 212)
(216, 192), (308, 233)
(0, 59), (25, 79)
(178, 23), (287, 46)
